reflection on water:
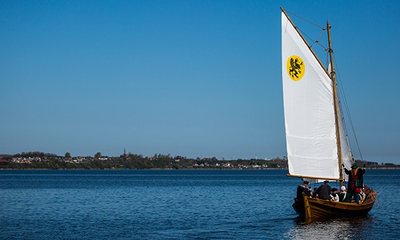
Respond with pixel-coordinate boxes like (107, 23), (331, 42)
(286, 217), (376, 239)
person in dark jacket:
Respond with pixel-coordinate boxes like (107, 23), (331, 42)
(344, 162), (365, 203)
(296, 180), (311, 200)
(313, 187), (318, 198)
(315, 181), (332, 200)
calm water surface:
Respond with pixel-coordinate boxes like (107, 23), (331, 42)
(1, 169), (399, 239)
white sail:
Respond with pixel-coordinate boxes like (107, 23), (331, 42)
(281, 11), (343, 180)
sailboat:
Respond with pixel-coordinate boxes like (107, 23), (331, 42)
(281, 7), (377, 223)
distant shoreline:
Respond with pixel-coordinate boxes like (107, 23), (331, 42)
(0, 168), (288, 171)
(2, 152), (399, 170)
(1, 167), (400, 171)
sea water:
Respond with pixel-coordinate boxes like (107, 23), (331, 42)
(1, 169), (399, 239)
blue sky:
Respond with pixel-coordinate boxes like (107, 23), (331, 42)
(1, 0), (399, 163)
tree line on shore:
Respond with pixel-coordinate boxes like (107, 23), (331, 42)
(0, 151), (289, 170)
(1, 151), (398, 170)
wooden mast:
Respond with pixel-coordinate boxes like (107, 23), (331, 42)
(327, 21), (344, 186)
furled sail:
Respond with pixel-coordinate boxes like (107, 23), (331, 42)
(281, 11), (346, 180)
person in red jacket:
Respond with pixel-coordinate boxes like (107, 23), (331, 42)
(344, 162), (365, 203)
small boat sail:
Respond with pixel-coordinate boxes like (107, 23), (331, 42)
(281, 7), (377, 223)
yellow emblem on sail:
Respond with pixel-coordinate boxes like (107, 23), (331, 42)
(287, 56), (305, 81)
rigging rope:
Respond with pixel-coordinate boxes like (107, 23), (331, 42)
(297, 28), (327, 52)
(333, 52), (364, 161)
(284, 9), (326, 30)
(285, 9), (328, 51)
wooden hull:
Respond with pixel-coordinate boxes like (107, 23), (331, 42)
(293, 190), (377, 223)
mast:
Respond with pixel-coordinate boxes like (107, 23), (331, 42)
(327, 21), (344, 186)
